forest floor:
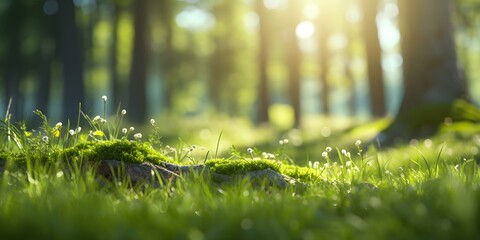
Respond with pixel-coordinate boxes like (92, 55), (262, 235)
(1, 110), (480, 239)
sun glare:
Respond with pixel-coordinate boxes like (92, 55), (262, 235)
(296, 21), (315, 39)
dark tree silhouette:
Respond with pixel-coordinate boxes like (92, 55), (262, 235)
(256, 0), (270, 124)
(3, 1), (24, 120)
(58, 0), (85, 122)
(381, 0), (468, 143)
(128, 0), (149, 123)
(360, 0), (386, 118)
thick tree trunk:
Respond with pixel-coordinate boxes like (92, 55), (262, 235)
(257, 0), (270, 124)
(58, 0), (85, 122)
(110, 4), (123, 108)
(380, 0), (467, 143)
(128, 0), (149, 124)
(360, 0), (386, 118)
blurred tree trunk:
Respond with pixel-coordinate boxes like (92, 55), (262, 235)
(256, 0), (270, 124)
(159, 0), (175, 110)
(110, 3), (123, 108)
(287, 1), (302, 128)
(381, 0), (467, 143)
(36, 13), (55, 117)
(3, 1), (24, 121)
(128, 0), (149, 123)
(318, 2), (331, 116)
(360, 0), (386, 118)
(58, 0), (85, 122)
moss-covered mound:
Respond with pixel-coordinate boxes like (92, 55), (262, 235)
(205, 159), (281, 175)
(63, 140), (172, 164)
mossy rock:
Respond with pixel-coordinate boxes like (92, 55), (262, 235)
(63, 140), (172, 165)
(205, 159), (281, 175)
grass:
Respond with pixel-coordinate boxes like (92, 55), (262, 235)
(1, 101), (480, 239)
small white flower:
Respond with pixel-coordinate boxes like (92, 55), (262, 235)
(69, 129), (75, 136)
(122, 128), (128, 134)
(129, 127), (135, 131)
(101, 118), (107, 124)
(308, 161), (312, 168)
(262, 152), (268, 159)
(345, 152), (351, 158)
(341, 149), (347, 155)
(247, 148), (253, 153)
(355, 140), (362, 146)
(55, 122), (62, 128)
(322, 151), (328, 158)
(279, 140), (284, 145)
(346, 161), (352, 167)
(283, 139), (289, 144)
(324, 163), (330, 168)
(121, 109), (127, 115)
(93, 116), (101, 122)
(76, 127), (82, 133)
(454, 164), (459, 171)
(325, 146), (332, 152)
(313, 161), (320, 169)
(102, 96), (108, 101)
(42, 136), (49, 143)
(134, 133), (142, 140)
(150, 119), (155, 125)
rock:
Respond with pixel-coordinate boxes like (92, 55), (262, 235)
(92, 160), (304, 190)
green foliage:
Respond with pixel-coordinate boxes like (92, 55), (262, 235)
(62, 140), (172, 164)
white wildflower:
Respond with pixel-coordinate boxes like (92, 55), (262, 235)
(322, 151), (328, 158)
(150, 119), (155, 125)
(102, 96), (107, 102)
(69, 129), (75, 136)
(129, 127), (135, 131)
(122, 128), (128, 134)
(76, 127), (82, 133)
(93, 116), (101, 122)
(346, 161), (352, 167)
(247, 148), (253, 154)
(121, 109), (127, 115)
(134, 133), (142, 140)
(42, 136), (49, 143)
(355, 140), (362, 146)
(308, 161), (313, 168)
(325, 146), (332, 152)
(55, 122), (62, 128)
(313, 161), (320, 169)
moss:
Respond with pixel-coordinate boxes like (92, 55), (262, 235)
(279, 165), (320, 184)
(63, 140), (172, 164)
(205, 159), (281, 175)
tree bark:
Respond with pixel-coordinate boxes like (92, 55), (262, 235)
(128, 0), (149, 123)
(360, 0), (386, 118)
(380, 0), (467, 143)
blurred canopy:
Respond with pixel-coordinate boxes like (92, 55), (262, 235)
(1, 0), (480, 132)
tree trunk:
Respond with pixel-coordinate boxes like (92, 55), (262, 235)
(110, 4), (123, 108)
(381, 0), (466, 143)
(3, 1), (24, 121)
(257, 0), (270, 124)
(318, 2), (331, 116)
(58, 0), (85, 122)
(287, 1), (302, 128)
(128, 0), (149, 124)
(159, 0), (175, 110)
(360, 0), (386, 118)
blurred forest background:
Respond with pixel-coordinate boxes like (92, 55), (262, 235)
(1, 0), (479, 131)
